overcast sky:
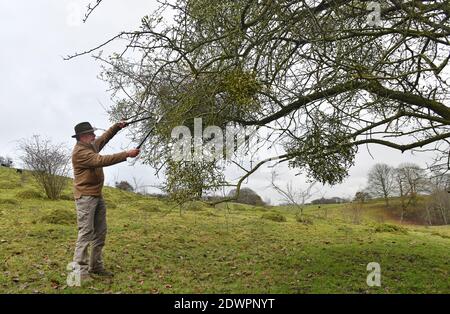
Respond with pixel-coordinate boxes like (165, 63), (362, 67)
(0, 0), (438, 204)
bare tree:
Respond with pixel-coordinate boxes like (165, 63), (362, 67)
(343, 191), (370, 224)
(18, 135), (71, 200)
(354, 191), (370, 203)
(427, 171), (450, 193)
(66, 0), (450, 204)
(270, 171), (316, 216)
(367, 163), (396, 206)
(395, 163), (427, 222)
(396, 163), (427, 197)
(425, 171), (450, 225)
(426, 189), (450, 225)
(131, 176), (141, 193)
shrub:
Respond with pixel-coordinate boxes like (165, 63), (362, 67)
(374, 223), (407, 234)
(295, 214), (313, 225)
(261, 212), (287, 222)
(40, 208), (77, 225)
(16, 189), (44, 199)
(18, 135), (70, 200)
(430, 231), (450, 239)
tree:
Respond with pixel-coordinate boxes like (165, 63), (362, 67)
(354, 191), (370, 203)
(396, 163), (427, 198)
(67, 0), (450, 204)
(427, 170), (450, 193)
(163, 159), (225, 205)
(367, 163), (396, 206)
(349, 191), (370, 224)
(395, 163), (427, 222)
(115, 180), (134, 192)
(270, 170), (316, 215)
(228, 187), (265, 206)
(425, 185), (450, 225)
(18, 136), (71, 200)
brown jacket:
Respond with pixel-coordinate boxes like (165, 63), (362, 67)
(72, 123), (128, 199)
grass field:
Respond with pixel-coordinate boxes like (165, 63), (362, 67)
(0, 167), (449, 293)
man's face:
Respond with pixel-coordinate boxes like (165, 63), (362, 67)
(79, 132), (96, 144)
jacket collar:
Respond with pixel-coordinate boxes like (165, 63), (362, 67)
(76, 140), (99, 153)
(77, 141), (94, 149)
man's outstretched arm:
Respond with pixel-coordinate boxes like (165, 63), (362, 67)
(93, 121), (127, 152)
(74, 148), (140, 169)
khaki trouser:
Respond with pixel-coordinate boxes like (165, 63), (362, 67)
(73, 196), (107, 275)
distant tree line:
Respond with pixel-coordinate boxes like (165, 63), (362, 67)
(115, 180), (134, 192)
(310, 197), (349, 205)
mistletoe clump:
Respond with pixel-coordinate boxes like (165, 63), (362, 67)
(286, 115), (357, 185)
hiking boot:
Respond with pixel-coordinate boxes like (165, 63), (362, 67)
(89, 269), (114, 277)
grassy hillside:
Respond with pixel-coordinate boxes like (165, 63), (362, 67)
(291, 195), (438, 226)
(0, 167), (449, 293)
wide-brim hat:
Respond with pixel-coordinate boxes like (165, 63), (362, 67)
(72, 122), (96, 138)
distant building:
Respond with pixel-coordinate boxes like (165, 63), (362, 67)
(0, 156), (13, 168)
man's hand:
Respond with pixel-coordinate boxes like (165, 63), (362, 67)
(126, 149), (140, 158)
(118, 120), (128, 129)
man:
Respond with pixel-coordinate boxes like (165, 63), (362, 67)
(71, 121), (140, 282)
